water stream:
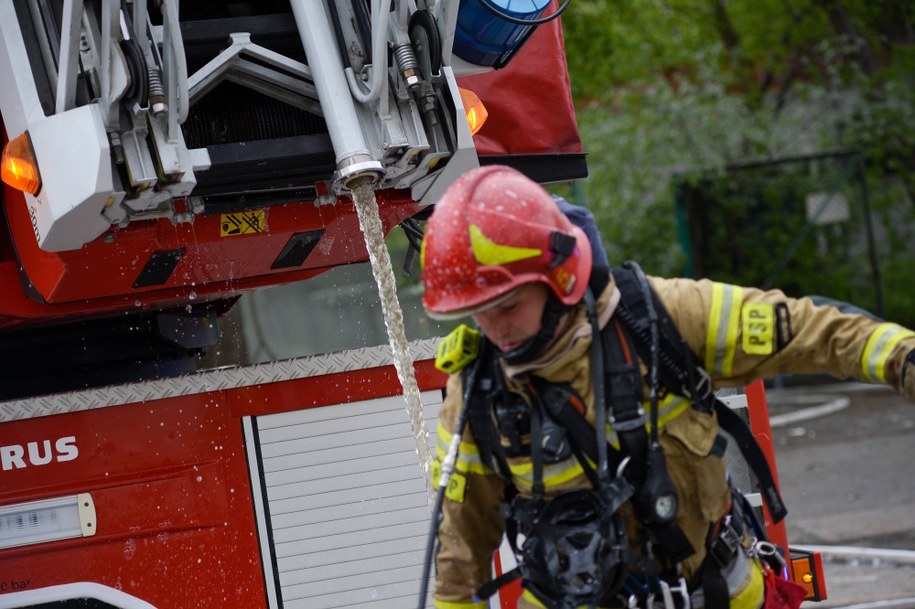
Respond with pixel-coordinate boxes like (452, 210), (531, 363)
(350, 179), (433, 496)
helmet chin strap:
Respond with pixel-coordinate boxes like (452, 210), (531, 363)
(501, 292), (569, 365)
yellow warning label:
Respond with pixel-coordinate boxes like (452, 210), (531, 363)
(445, 472), (467, 503)
(220, 210), (265, 236)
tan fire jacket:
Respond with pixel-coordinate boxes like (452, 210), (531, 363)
(432, 274), (915, 609)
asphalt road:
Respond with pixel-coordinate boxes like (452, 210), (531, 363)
(764, 382), (915, 609)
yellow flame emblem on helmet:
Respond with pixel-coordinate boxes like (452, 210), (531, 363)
(469, 224), (541, 266)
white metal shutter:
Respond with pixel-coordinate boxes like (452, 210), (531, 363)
(248, 390), (441, 609)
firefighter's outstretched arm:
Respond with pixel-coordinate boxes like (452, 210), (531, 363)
(653, 277), (915, 401)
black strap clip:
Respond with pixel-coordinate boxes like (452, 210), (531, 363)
(548, 230), (576, 268)
(707, 515), (742, 567)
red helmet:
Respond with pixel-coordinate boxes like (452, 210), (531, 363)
(421, 165), (593, 319)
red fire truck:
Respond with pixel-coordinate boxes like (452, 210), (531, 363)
(0, 1), (822, 607)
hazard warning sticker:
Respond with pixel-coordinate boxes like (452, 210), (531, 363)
(220, 210), (265, 236)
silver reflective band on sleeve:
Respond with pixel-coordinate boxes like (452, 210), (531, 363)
(705, 283), (743, 377)
(861, 323), (915, 382)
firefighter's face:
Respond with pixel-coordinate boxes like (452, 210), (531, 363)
(473, 283), (550, 353)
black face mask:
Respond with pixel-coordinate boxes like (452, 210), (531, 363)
(500, 292), (570, 365)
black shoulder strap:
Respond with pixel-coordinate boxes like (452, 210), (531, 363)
(545, 315), (696, 565)
(601, 318), (647, 488)
(462, 345), (510, 479)
(611, 265), (699, 401)
(533, 317), (651, 495)
(611, 263), (788, 523)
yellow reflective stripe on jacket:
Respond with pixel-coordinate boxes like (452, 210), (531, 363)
(508, 454), (587, 489)
(434, 599), (488, 609)
(510, 395), (691, 490)
(861, 323), (915, 382)
(521, 589), (548, 608)
(705, 283), (743, 377)
(436, 424), (493, 475)
(652, 393), (691, 429)
(605, 394), (691, 447)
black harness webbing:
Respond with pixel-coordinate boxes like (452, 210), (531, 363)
(463, 359), (509, 478)
(536, 315), (694, 563)
(611, 264), (788, 523)
(465, 264), (789, 607)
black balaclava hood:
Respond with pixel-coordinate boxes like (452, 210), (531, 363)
(500, 291), (571, 365)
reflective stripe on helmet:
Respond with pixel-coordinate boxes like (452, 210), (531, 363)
(469, 223), (542, 265)
(861, 323), (915, 382)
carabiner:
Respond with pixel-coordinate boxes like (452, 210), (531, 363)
(752, 540), (786, 569)
(647, 577), (690, 609)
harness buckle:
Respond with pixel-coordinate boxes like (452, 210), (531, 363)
(613, 410), (647, 432)
(648, 576), (690, 609)
(708, 516), (741, 567)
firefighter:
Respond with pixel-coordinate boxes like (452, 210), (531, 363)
(419, 165), (915, 609)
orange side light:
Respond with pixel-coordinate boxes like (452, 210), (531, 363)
(1, 131), (42, 195)
(789, 549), (827, 601)
(459, 87), (488, 136)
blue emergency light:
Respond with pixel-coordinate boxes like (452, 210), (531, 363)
(452, 0), (554, 68)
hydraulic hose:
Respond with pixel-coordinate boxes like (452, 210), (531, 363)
(159, 0), (188, 123)
(345, 0), (393, 104)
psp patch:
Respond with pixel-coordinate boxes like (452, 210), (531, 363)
(742, 303), (775, 355)
(429, 462), (467, 502)
(446, 472), (468, 503)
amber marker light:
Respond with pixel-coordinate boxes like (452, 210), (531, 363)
(459, 87), (488, 136)
(1, 131), (42, 195)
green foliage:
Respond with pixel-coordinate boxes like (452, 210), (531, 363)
(559, 0), (915, 325)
